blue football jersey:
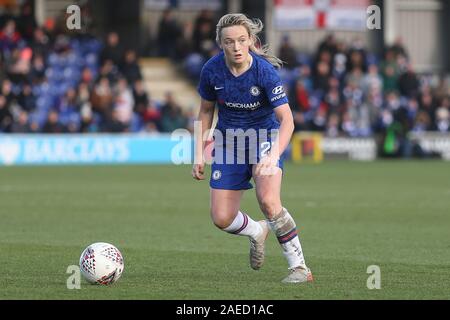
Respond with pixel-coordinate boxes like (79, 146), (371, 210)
(197, 51), (289, 132)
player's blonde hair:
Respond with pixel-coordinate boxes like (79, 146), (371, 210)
(216, 13), (283, 69)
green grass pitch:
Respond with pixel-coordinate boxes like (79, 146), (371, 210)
(1, 161), (449, 299)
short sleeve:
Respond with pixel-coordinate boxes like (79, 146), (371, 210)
(262, 66), (289, 108)
(197, 65), (216, 102)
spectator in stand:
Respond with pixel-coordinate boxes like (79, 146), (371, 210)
(100, 32), (123, 66)
(31, 28), (50, 58)
(389, 37), (409, 60)
(316, 49), (333, 73)
(79, 102), (99, 133)
(159, 91), (187, 132)
(396, 52), (409, 73)
(278, 35), (298, 70)
(182, 10), (219, 81)
(17, 83), (35, 111)
(143, 121), (159, 133)
(175, 21), (194, 61)
(77, 82), (93, 128)
(435, 77), (450, 98)
(42, 110), (65, 133)
(435, 96), (450, 132)
(29, 54), (46, 83)
(312, 46), (334, 95)
(193, 9), (215, 31)
(113, 77), (134, 131)
(99, 59), (120, 85)
(342, 80), (372, 137)
(296, 64), (313, 92)
(346, 37), (367, 73)
(332, 41), (347, 82)
(53, 33), (71, 55)
(0, 54), (5, 83)
(358, 92), (379, 137)
(343, 79), (364, 111)
(380, 49), (400, 93)
(11, 110), (31, 133)
(132, 79), (149, 117)
(291, 79), (310, 131)
(57, 87), (81, 133)
(0, 94), (12, 132)
(317, 33), (338, 58)
(361, 64), (383, 96)
(103, 108), (128, 133)
(0, 19), (22, 54)
(90, 76), (113, 119)
(192, 9), (216, 59)
(5, 47), (32, 83)
(80, 67), (94, 88)
(411, 110), (431, 133)
(157, 9), (182, 58)
(77, 82), (91, 108)
(0, 1), (15, 26)
(142, 99), (161, 132)
(120, 49), (142, 85)
(310, 104), (328, 132)
(42, 17), (57, 44)
(419, 89), (436, 129)
(17, 1), (36, 42)
(312, 60), (331, 93)
(323, 79), (341, 114)
(344, 65), (364, 91)
(398, 63), (420, 98)
(341, 106), (357, 137)
(384, 90), (401, 112)
(399, 97), (420, 133)
(78, 2), (95, 36)
(1, 78), (14, 105)
(141, 98), (161, 132)
(292, 79), (310, 113)
(325, 112), (340, 137)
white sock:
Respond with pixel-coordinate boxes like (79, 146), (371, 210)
(268, 207), (306, 270)
(222, 211), (262, 239)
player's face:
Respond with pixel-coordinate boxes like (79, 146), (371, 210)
(220, 25), (252, 66)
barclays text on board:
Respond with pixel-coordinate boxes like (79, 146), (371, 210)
(0, 134), (192, 166)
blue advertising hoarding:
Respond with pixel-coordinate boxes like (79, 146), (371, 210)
(0, 134), (193, 166)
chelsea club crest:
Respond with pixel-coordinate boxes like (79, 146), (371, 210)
(250, 86), (260, 96)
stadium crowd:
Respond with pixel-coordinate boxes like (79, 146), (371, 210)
(172, 12), (450, 138)
(0, 3), (190, 134)
(1, 5), (450, 152)
(163, 9), (450, 156)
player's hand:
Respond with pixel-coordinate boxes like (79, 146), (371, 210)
(254, 153), (280, 177)
(192, 163), (205, 180)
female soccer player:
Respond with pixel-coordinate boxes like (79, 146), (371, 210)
(192, 13), (313, 284)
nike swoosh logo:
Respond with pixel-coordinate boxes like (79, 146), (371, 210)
(214, 86), (224, 90)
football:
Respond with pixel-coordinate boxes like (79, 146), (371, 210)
(79, 242), (124, 285)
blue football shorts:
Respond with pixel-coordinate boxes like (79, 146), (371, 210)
(209, 132), (283, 190)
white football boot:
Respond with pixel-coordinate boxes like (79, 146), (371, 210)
(282, 266), (314, 284)
(249, 220), (270, 270)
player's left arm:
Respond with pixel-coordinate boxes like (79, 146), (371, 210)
(255, 103), (294, 176)
(260, 65), (294, 160)
(270, 103), (294, 160)
(255, 64), (294, 175)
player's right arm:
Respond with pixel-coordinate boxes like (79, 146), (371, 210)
(192, 98), (215, 180)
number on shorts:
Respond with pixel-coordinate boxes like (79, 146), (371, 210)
(260, 141), (273, 158)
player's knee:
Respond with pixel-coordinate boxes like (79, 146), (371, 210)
(212, 218), (232, 230)
(210, 210), (235, 229)
(258, 198), (281, 219)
